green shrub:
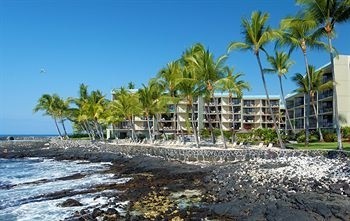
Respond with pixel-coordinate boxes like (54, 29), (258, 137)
(252, 128), (278, 144)
(213, 128), (221, 137)
(296, 132), (319, 143)
(236, 132), (253, 143)
(200, 128), (211, 139)
(223, 131), (232, 141)
(69, 133), (90, 138)
(297, 134), (305, 143)
(342, 126), (350, 140)
(323, 133), (337, 142)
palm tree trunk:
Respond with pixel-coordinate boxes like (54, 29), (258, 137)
(94, 120), (102, 139)
(191, 103), (200, 148)
(256, 53), (284, 148)
(214, 96), (227, 148)
(99, 123), (105, 140)
(86, 121), (95, 140)
(156, 113), (161, 136)
(230, 95), (235, 144)
(82, 122), (92, 140)
(176, 106), (185, 143)
(61, 119), (69, 139)
(303, 52), (312, 146)
(205, 104), (216, 144)
(279, 76), (295, 134)
(327, 34), (342, 150)
(173, 103), (178, 140)
(54, 118), (63, 139)
(311, 102), (324, 142)
(129, 117), (137, 142)
(147, 114), (153, 143)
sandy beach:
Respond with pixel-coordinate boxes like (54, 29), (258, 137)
(0, 139), (349, 220)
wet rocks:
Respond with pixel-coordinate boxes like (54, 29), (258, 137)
(59, 198), (83, 207)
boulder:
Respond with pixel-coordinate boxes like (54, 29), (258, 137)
(59, 198), (83, 207)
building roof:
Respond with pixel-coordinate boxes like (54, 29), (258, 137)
(213, 92), (281, 99)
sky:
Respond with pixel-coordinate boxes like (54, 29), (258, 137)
(0, 0), (349, 135)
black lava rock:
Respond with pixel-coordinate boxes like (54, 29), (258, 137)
(59, 199), (83, 207)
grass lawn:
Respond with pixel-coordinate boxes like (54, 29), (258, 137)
(290, 141), (350, 151)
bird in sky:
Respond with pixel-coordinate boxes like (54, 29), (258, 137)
(40, 68), (46, 74)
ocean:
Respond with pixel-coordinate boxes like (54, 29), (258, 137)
(0, 157), (129, 221)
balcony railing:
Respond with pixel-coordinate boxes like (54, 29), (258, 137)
(318, 105), (332, 113)
(319, 90), (333, 99)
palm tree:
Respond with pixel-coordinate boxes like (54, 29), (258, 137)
(293, 65), (333, 142)
(88, 90), (108, 140)
(214, 67), (250, 144)
(264, 51), (295, 134)
(138, 83), (154, 142)
(177, 70), (203, 148)
(278, 15), (326, 146)
(183, 43), (227, 146)
(228, 11), (284, 148)
(54, 96), (70, 138)
(157, 61), (183, 140)
(138, 79), (168, 143)
(69, 84), (93, 140)
(110, 88), (142, 142)
(178, 45), (207, 148)
(34, 94), (64, 138)
(297, 0), (350, 149)
(69, 84), (108, 140)
(128, 81), (135, 89)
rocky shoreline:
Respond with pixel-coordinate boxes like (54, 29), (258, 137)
(1, 140), (349, 220)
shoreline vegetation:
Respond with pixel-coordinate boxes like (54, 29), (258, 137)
(1, 139), (350, 220)
(33, 1), (350, 150)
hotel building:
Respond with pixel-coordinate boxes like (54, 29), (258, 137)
(285, 55), (350, 131)
(108, 93), (285, 139)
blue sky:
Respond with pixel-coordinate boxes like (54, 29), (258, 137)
(1, 0), (349, 135)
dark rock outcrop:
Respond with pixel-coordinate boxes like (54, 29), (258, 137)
(59, 199), (83, 207)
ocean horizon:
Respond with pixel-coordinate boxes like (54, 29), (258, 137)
(0, 134), (59, 137)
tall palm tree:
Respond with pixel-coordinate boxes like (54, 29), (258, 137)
(264, 51), (295, 134)
(293, 65), (333, 142)
(157, 61), (182, 140)
(110, 88), (142, 142)
(214, 67), (250, 145)
(88, 90), (108, 140)
(228, 11), (285, 148)
(297, 0), (350, 149)
(177, 70), (203, 148)
(34, 94), (64, 138)
(138, 79), (168, 143)
(54, 96), (70, 138)
(69, 84), (108, 140)
(178, 45), (208, 148)
(69, 84), (95, 140)
(183, 43), (227, 145)
(278, 15), (326, 146)
(138, 83), (155, 143)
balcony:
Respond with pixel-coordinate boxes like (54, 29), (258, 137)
(320, 120), (333, 128)
(243, 111), (257, 115)
(319, 107), (333, 114)
(286, 102), (294, 109)
(319, 90), (333, 100)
